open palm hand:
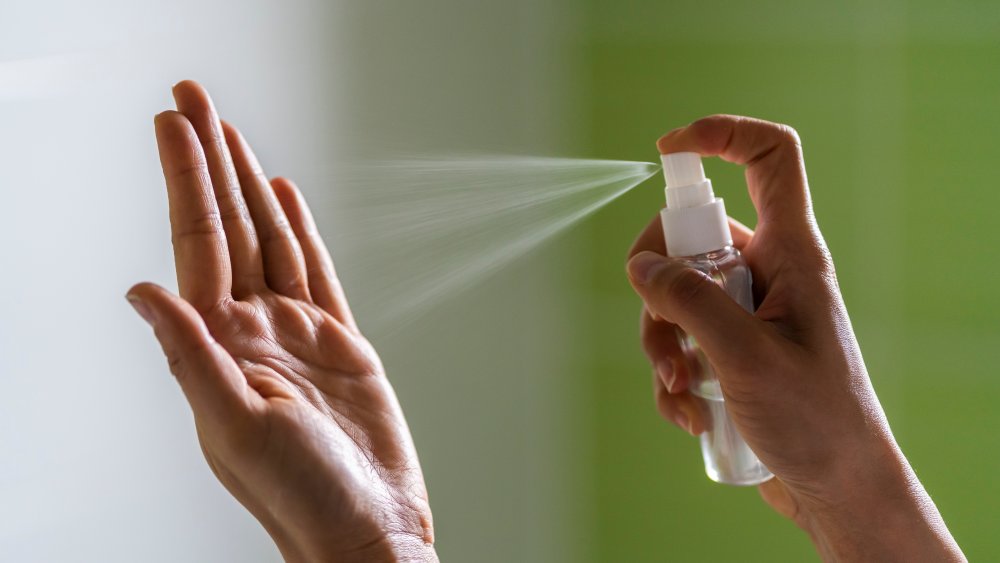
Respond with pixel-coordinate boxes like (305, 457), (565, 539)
(127, 81), (435, 563)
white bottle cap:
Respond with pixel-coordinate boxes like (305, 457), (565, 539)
(659, 152), (733, 257)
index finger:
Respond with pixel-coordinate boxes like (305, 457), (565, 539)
(155, 111), (231, 311)
(657, 115), (813, 233)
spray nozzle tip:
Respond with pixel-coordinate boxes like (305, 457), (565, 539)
(661, 152), (706, 188)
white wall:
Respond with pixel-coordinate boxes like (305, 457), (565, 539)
(1, 1), (585, 562)
(0, 1), (340, 561)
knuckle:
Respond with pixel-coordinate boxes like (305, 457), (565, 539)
(772, 123), (802, 148)
(306, 261), (335, 282)
(234, 169), (268, 191)
(202, 134), (228, 155)
(168, 159), (211, 185)
(165, 350), (186, 380)
(259, 218), (294, 245)
(217, 200), (243, 222)
(172, 210), (223, 242)
(252, 170), (270, 188)
(217, 197), (254, 228)
(164, 338), (221, 384)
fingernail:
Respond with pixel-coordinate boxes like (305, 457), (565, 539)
(646, 304), (662, 322)
(666, 361), (679, 393)
(127, 295), (156, 327)
(657, 127), (685, 152)
(629, 252), (668, 285)
(656, 360), (674, 391)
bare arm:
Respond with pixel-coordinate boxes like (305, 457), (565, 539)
(628, 115), (964, 562)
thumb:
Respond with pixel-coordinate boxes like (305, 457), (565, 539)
(626, 251), (766, 374)
(126, 283), (253, 429)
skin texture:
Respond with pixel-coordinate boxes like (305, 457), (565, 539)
(627, 115), (966, 562)
(127, 81), (437, 562)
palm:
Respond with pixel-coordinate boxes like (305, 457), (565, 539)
(129, 81), (433, 561)
(206, 293), (419, 486)
(208, 294), (376, 401)
(205, 295), (425, 553)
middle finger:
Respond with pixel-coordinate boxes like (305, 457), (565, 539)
(173, 80), (265, 297)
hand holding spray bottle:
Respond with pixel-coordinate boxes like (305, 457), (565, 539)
(659, 152), (772, 486)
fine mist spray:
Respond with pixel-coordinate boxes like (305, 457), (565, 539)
(659, 152), (772, 486)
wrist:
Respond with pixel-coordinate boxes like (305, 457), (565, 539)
(251, 492), (437, 563)
(799, 438), (964, 562)
(275, 532), (438, 563)
(382, 532), (440, 563)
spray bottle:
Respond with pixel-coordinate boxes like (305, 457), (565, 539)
(659, 152), (772, 486)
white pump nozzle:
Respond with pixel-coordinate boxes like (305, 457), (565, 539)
(659, 152), (732, 257)
(661, 152), (715, 209)
(662, 152), (705, 189)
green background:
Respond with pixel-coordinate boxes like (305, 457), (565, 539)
(577, 1), (1000, 560)
(9, 1), (994, 560)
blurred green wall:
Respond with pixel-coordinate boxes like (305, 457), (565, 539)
(578, 1), (1000, 560)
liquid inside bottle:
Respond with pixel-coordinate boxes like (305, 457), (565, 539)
(676, 245), (772, 486)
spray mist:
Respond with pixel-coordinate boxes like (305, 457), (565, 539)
(659, 152), (772, 486)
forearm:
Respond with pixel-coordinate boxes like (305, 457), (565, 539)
(803, 441), (965, 562)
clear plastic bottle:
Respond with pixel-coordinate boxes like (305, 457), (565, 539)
(659, 152), (772, 486)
